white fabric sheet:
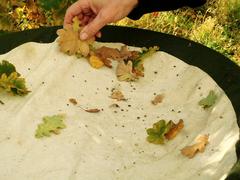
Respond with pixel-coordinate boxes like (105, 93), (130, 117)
(0, 41), (238, 180)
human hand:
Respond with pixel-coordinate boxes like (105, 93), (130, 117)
(64, 0), (138, 40)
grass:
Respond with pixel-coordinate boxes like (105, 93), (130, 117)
(115, 0), (240, 65)
(0, 0), (239, 65)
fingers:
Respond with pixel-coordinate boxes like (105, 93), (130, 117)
(64, 1), (83, 26)
(81, 13), (96, 25)
(96, 31), (102, 38)
(64, 1), (113, 40)
(80, 9), (112, 40)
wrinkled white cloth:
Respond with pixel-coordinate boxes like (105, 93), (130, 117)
(0, 41), (238, 180)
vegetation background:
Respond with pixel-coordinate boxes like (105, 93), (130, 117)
(0, 0), (239, 65)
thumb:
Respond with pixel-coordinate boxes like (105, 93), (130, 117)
(80, 11), (111, 40)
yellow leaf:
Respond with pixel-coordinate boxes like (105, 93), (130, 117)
(89, 55), (104, 69)
(78, 41), (90, 57)
(57, 25), (81, 55)
(72, 16), (80, 32)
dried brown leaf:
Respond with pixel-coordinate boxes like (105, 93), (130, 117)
(57, 25), (81, 56)
(181, 135), (209, 158)
(57, 19), (94, 57)
(110, 90), (126, 101)
(119, 46), (140, 60)
(151, 94), (164, 105)
(165, 119), (184, 140)
(95, 46), (121, 60)
(116, 61), (138, 82)
(94, 47), (120, 68)
(101, 58), (113, 68)
(93, 46), (141, 68)
(69, 98), (78, 105)
(133, 67), (144, 77)
(85, 108), (101, 113)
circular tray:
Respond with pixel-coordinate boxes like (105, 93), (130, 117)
(0, 26), (239, 179)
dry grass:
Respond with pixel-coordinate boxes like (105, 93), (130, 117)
(0, 0), (239, 64)
(115, 0), (240, 64)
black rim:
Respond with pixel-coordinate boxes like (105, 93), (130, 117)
(0, 25), (240, 179)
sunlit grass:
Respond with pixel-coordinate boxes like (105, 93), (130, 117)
(0, 0), (239, 64)
(115, 0), (240, 65)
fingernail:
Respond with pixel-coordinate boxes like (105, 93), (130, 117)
(96, 32), (101, 38)
(80, 32), (88, 40)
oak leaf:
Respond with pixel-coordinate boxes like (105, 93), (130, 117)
(89, 55), (104, 69)
(151, 94), (164, 105)
(181, 135), (209, 158)
(0, 60), (17, 76)
(57, 17), (94, 57)
(199, 90), (217, 109)
(165, 119), (184, 140)
(69, 98), (78, 105)
(110, 89), (126, 101)
(0, 60), (30, 96)
(116, 61), (138, 82)
(35, 114), (66, 138)
(146, 120), (173, 144)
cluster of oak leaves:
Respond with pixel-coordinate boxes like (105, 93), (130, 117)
(0, 17), (218, 159)
(57, 17), (160, 82)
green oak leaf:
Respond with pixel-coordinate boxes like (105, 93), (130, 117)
(146, 120), (173, 144)
(199, 90), (217, 109)
(35, 114), (66, 138)
(132, 46), (159, 75)
(0, 60), (30, 96)
(139, 46), (160, 60)
(0, 60), (17, 76)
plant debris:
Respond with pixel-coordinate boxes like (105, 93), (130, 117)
(89, 55), (104, 69)
(146, 119), (184, 144)
(84, 108), (100, 113)
(146, 120), (173, 144)
(109, 103), (120, 108)
(57, 17), (94, 57)
(94, 46), (121, 68)
(181, 135), (209, 158)
(116, 60), (138, 82)
(93, 46), (140, 68)
(69, 98), (78, 105)
(199, 90), (217, 109)
(78, 105), (101, 113)
(0, 60), (30, 96)
(110, 89), (126, 101)
(35, 114), (66, 138)
(57, 19), (159, 82)
(0, 100), (4, 105)
(115, 46), (159, 81)
(151, 94), (164, 105)
(165, 119), (184, 140)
